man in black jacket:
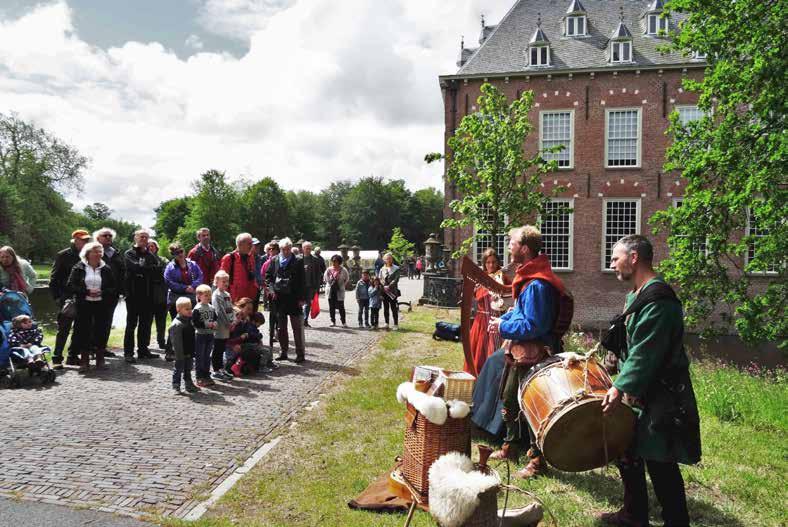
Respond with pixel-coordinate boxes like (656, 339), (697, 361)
(123, 229), (159, 362)
(49, 229), (91, 368)
(300, 241), (322, 327)
(94, 227), (125, 357)
(265, 237), (307, 363)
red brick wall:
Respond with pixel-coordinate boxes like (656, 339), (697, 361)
(441, 67), (704, 329)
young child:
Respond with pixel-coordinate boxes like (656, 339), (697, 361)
(211, 270), (234, 382)
(8, 314), (49, 366)
(355, 270), (371, 328)
(225, 298), (263, 377)
(192, 284), (217, 388)
(368, 277), (382, 330)
(169, 296), (198, 394)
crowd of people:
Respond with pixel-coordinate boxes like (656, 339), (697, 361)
(0, 227), (409, 393)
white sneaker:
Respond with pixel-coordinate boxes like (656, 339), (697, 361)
(393, 325), (399, 331)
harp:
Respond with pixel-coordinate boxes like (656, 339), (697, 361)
(460, 256), (512, 372)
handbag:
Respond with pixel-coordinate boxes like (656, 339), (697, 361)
(60, 298), (77, 320)
(310, 292), (320, 319)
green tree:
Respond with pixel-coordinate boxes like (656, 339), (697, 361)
(387, 227), (415, 265)
(287, 190), (320, 244)
(239, 177), (291, 243)
(339, 177), (411, 250)
(83, 202), (113, 222)
(426, 83), (558, 256)
(406, 187), (444, 251)
(650, 0), (787, 345)
(182, 170), (240, 252)
(316, 181), (353, 249)
(153, 196), (193, 242)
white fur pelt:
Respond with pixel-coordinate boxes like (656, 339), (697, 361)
(428, 452), (500, 527)
(396, 383), (471, 425)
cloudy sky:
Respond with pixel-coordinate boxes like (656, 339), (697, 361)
(0, 0), (512, 226)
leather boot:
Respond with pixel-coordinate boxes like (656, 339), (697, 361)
(595, 510), (650, 527)
(95, 350), (107, 370)
(515, 453), (546, 479)
(489, 442), (519, 461)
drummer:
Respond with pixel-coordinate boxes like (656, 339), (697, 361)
(598, 235), (701, 527)
(487, 225), (568, 479)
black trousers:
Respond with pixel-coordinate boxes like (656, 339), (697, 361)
(212, 338), (226, 372)
(382, 295), (398, 325)
(617, 456), (690, 526)
(124, 301), (154, 356)
(96, 297), (118, 351)
(152, 303), (168, 348)
(53, 300), (76, 363)
(73, 301), (109, 363)
(328, 296), (346, 324)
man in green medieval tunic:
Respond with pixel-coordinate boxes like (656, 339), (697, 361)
(599, 235), (701, 527)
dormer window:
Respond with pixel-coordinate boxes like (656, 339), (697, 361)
(609, 17), (633, 64)
(566, 15), (586, 36)
(528, 23), (551, 67)
(565, 0), (587, 37)
(693, 50), (707, 60)
(647, 14), (668, 35)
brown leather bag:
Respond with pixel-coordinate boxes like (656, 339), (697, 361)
(506, 340), (550, 366)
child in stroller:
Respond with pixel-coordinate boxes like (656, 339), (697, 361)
(0, 289), (56, 387)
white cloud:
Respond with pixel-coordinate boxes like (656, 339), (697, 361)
(185, 34), (204, 50)
(0, 0), (512, 227)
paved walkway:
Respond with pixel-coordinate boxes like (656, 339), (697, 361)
(0, 293), (383, 520)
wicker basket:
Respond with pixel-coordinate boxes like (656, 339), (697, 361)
(402, 403), (471, 499)
(439, 370), (476, 403)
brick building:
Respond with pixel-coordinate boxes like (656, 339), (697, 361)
(439, 0), (707, 329)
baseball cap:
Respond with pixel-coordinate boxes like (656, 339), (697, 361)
(72, 230), (91, 240)
(252, 237), (260, 245)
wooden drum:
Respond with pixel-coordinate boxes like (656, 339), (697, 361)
(518, 354), (635, 472)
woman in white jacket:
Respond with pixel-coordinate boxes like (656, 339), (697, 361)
(323, 254), (350, 327)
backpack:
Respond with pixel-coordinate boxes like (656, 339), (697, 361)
(552, 290), (575, 339)
(432, 321), (461, 342)
(601, 281), (680, 359)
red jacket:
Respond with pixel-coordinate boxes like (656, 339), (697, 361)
(220, 251), (259, 302)
(188, 243), (222, 286)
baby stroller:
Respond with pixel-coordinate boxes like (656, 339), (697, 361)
(0, 289), (56, 388)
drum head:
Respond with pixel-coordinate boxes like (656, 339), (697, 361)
(541, 398), (635, 472)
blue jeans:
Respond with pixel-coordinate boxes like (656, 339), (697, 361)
(357, 299), (369, 325)
(194, 334), (214, 380)
(172, 355), (194, 388)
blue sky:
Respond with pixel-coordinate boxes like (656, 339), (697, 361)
(0, 0), (511, 226)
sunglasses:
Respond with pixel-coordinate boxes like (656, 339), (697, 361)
(172, 249), (184, 255)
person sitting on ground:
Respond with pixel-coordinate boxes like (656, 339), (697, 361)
(225, 297), (263, 377)
(355, 269), (371, 328)
(368, 277), (382, 330)
(324, 254), (350, 328)
(211, 270), (234, 382)
(169, 296), (198, 395)
(0, 246), (37, 297)
(192, 284), (217, 388)
(8, 314), (49, 367)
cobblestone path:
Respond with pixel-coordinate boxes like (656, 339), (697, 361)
(0, 297), (381, 519)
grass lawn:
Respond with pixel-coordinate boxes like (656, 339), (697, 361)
(156, 306), (787, 527)
(32, 264), (51, 280)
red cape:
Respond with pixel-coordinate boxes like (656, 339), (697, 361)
(511, 254), (566, 298)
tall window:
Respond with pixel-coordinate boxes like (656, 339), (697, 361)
(647, 14), (668, 35)
(603, 199), (640, 270)
(474, 205), (507, 263)
(606, 108), (641, 167)
(746, 208), (779, 274)
(530, 46), (550, 66)
(611, 41), (632, 63)
(567, 15), (586, 36)
(540, 111), (573, 168)
(677, 105), (704, 126)
(541, 199), (573, 271)
(673, 199), (707, 254)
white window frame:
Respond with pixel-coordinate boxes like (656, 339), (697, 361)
(672, 198), (708, 255)
(692, 50), (706, 60)
(566, 15), (587, 37)
(745, 207), (779, 276)
(539, 109), (575, 169)
(675, 105), (704, 127)
(540, 198), (574, 271)
(602, 198), (641, 271)
(610, 41), (632, 63)
(605, 107), (642, 168)
(647, 14), (668, 35)
(473, 207), (509, 265)
(529, 45), (550, 67)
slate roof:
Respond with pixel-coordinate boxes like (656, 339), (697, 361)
(452, 0), (702, 77)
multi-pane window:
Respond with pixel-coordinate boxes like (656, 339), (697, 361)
(746, 208), (779, 274)
(677, 105), (704, 126)
(693, 50), (707, 60)
(541, 200), (573, 270)
(606, 109), (641, 167)
(567, 16), (586, 36)
(647, 14), (668, 35)
(541, 111), (573, 168)
(530, 46), (550, 66)
(475, 205), (507, 263)
(673, 199), (707, 254)
(603, 199), (640, 270)
(611, 41), (632, 63)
